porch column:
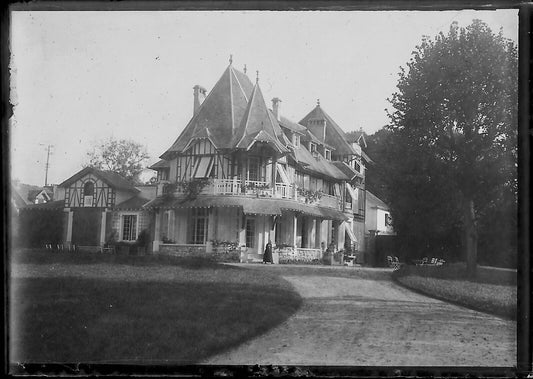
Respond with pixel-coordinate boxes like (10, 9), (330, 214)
(269, 215), (277, 245)
(168, 210), (176, 241)
(304, 217), (315, 249)
(315, 218), (323, 250)
(271, 157), (277, 196)
(65, 209), (73, 245)
(335, 220), (346, 252)
(99, 209), (107, 246)
(292, 213), (298, 248)
(238, 211), (246, 247)
(152, 209), (161, 253)
(206, 208), (216, 253)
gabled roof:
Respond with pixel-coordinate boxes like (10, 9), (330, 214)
(330, 161), (361, 181)
(162, 64), (254, 158)
(300, 104), (357, 156)
(300, 129), (336, 150)
(115, 196), (150, 210)
(11, 185), (28, 209)
(290, 144), (348, 180)
(27, 189), (52, 202)
(59, 167), (139, 193)
(149, 160), (171, 170)
(347, 129), (368, 148)
(278, 116), (306, 135)
(366, 190), (389, 210)
(233, 82), (288, 153)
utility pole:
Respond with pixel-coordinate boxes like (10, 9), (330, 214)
(41, 144), (54, 187)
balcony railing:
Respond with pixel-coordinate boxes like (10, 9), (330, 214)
(166, 179), (345, 210)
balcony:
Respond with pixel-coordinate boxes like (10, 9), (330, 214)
(166, 179), (343, 210)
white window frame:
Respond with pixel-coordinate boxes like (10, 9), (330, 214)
(120, 212), (140, 242)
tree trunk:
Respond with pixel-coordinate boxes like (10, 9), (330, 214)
(463, 197), (478, 277)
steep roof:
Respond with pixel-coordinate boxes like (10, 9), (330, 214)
(11, 185), (29, 209)
(290, 145), (348, 180)
(59, 167), (139, 193)
(278, 116), (306, 135)
(115, 196), (150, 210)
(346, 129), (368, 148)
(366, 190), (389, 210)
(299, 104), (357, 156)
(232, 82), (288, 153)
(330, 161), (361, 180)
(161, 64), (254, 158)
(148, 160), (170, 170)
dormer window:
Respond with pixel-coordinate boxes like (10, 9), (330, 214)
(325, 149), (331, 160)
(310, 143), (317, 153)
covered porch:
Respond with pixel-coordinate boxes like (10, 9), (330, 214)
(147, 196), (353, 263)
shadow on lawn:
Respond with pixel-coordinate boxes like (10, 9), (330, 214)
(10, 275), (302, 364)
(11, 250), (227, 270)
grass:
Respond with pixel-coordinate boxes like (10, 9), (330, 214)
(9, 250), (302, 364)
(393, 263), (516, 320)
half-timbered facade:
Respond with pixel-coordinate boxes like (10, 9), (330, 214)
(146, 60), (368, 262)
(53, 167), (155, 249)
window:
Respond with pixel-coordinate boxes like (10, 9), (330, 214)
(325, 149), (331, 160)
(354, 161), (361, 173)
(83, 181), (94, 207)
(122, 215), (138, 241)
(310, 143), (317, 153)
(194, 156), (214, 179)
(246, 218), (256, 248)
(248, 157), (260, 181)
(189, 208), (209, 244)
(84, 181), (94, 196)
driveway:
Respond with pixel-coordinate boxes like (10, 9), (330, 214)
(203, 265), (516, 366)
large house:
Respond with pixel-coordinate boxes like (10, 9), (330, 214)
(146, 60), (368, 262)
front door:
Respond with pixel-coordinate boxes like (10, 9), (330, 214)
(72, 208), (101, 246)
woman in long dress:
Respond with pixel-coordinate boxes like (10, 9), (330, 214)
(263, 241), (273, 264)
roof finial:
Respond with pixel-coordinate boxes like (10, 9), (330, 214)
(317, 99), (320, 107)
(229, 54), (233, 65)
(243, 64), (247, 74)
(256, 70), (259, 83)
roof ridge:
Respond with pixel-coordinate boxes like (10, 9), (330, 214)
(231, 66), (249, 103)
(229, 65), (235, 135)
(235, 83), (259, 148)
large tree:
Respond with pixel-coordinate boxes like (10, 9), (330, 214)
(86, 137), (150, 184)
(387, 20), (517, 276)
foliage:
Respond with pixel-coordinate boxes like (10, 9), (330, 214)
(384, 20), (517, 273)
(179, 179), (211, 200)
(86, 137), (150, 184)
(210, 240), (240, 250)
(297, 188), (323, 203)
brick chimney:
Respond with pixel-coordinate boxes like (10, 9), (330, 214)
(193, 85), (207, 115)
(272, 97), (281, 121)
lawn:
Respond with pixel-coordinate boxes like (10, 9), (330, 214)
(9, 250), (302, 364)
(393, 263), (516, 320)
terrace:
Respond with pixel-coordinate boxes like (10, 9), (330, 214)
(158, 178), (343, 210)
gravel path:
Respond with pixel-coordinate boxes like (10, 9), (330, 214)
(203, 266), (516, 366)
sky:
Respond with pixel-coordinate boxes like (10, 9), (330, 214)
(9, 10), (518, 186)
